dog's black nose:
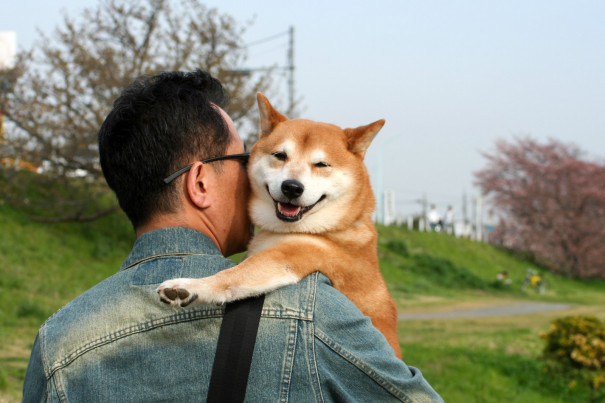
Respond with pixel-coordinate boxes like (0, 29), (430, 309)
(281, 180), (304, 199)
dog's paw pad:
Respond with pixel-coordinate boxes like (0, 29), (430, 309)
(157, 285), (198, 307)
(163, 287), (189, 300)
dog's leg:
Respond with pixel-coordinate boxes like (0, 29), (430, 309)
(157, 240), (329, 306)
(157, 258), (299, 306)
(156, 237), (402, 358)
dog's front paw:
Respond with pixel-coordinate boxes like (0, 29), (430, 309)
(157, 278), (199, 307)
(157, 277), (237, 306)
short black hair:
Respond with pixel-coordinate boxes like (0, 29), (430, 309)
(98, 70), (231, 229)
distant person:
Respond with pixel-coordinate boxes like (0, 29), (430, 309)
(444, 205), (455, 235)
(496, 271), (512, 285)
(427, 204), (441, 232)
(22, 70), (443, 402)
(496, 271), (506, 281)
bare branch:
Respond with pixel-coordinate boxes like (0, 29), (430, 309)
(0, 0), (274, 222)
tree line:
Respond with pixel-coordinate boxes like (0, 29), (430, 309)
(1, 0), (603, 280)
(0, 0), (277, 221)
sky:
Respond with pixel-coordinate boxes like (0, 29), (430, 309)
(2, 0), (605, 221)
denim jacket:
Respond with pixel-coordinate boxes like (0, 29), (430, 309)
(23, 227), (442, 402)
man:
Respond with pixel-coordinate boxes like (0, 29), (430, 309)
(427, 205), (442, 232)
(23, 70), (442, 402)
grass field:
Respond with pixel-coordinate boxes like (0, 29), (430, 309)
(0, 202), (134, 402)
(1, 202), (604, 402)
(376, 226), (605, 402)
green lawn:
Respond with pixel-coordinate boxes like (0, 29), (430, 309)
(0, 203), (134, 401)
(377, 225), (605, 402)
(1, 203), (604, 402)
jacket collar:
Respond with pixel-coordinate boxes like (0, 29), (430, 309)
(119, 227), (222, 271)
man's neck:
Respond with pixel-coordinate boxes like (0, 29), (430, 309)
(135, 215), (185, 238)
(135, 214), (224, 256)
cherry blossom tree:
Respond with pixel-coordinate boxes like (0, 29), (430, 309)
(475, 137), (605, 279)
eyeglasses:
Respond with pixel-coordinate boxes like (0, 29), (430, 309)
(163, 152), (250, 184)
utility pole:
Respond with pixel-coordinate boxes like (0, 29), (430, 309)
(375, 134), (400, 224)
(462, 191), (468, 223)
(422, 193), (428, 219)
(476, 195), (483, 241)
(287, 26), (295, 116)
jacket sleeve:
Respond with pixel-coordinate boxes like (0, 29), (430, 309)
(22, 333), (48, 403)
(313, 277), (443, 403)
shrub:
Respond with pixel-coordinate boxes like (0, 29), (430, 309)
(540, 315), (605, 398)
(541, 316), (605, 370)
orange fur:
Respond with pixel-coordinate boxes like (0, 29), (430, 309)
(158, 93), (401, 358)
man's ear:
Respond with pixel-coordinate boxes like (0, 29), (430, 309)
(186, 162), (212, 209)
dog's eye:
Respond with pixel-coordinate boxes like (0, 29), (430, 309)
(314, 162), (330, 168)
(273, 152), (287, 161)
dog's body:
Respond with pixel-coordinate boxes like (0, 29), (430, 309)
(158, 93), (401, 358)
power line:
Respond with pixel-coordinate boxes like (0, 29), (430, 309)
(248, 42), (289, 59)
(244, 30), (290, 47)
(236, 27), (295, 116)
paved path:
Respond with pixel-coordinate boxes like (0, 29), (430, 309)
(398, 302), (572, 320)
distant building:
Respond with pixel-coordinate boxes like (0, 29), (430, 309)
(0, 31), (17, 141)
(383, 189), (396, 225)
(0, 31), (17, 69)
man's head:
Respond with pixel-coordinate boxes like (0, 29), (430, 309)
(98, 70), (251, 255)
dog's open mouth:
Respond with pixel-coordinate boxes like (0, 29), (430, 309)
(274, 195), (326, 222)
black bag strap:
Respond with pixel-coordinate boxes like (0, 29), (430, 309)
(207, 295), (265, 403)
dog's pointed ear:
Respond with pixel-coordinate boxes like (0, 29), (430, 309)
(345, 119), (385, 158)
(257, 92), (288, 138)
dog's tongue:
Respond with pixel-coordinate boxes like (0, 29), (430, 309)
(278, 202), (301, 217)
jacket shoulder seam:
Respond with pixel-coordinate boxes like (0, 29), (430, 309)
(119, 252), (212, 272)
(46, 309), (224, 377)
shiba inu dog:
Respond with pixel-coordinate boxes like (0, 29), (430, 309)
(158, 93), (401, 358)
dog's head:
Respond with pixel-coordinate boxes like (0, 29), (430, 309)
(248, 93), (384, 234)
